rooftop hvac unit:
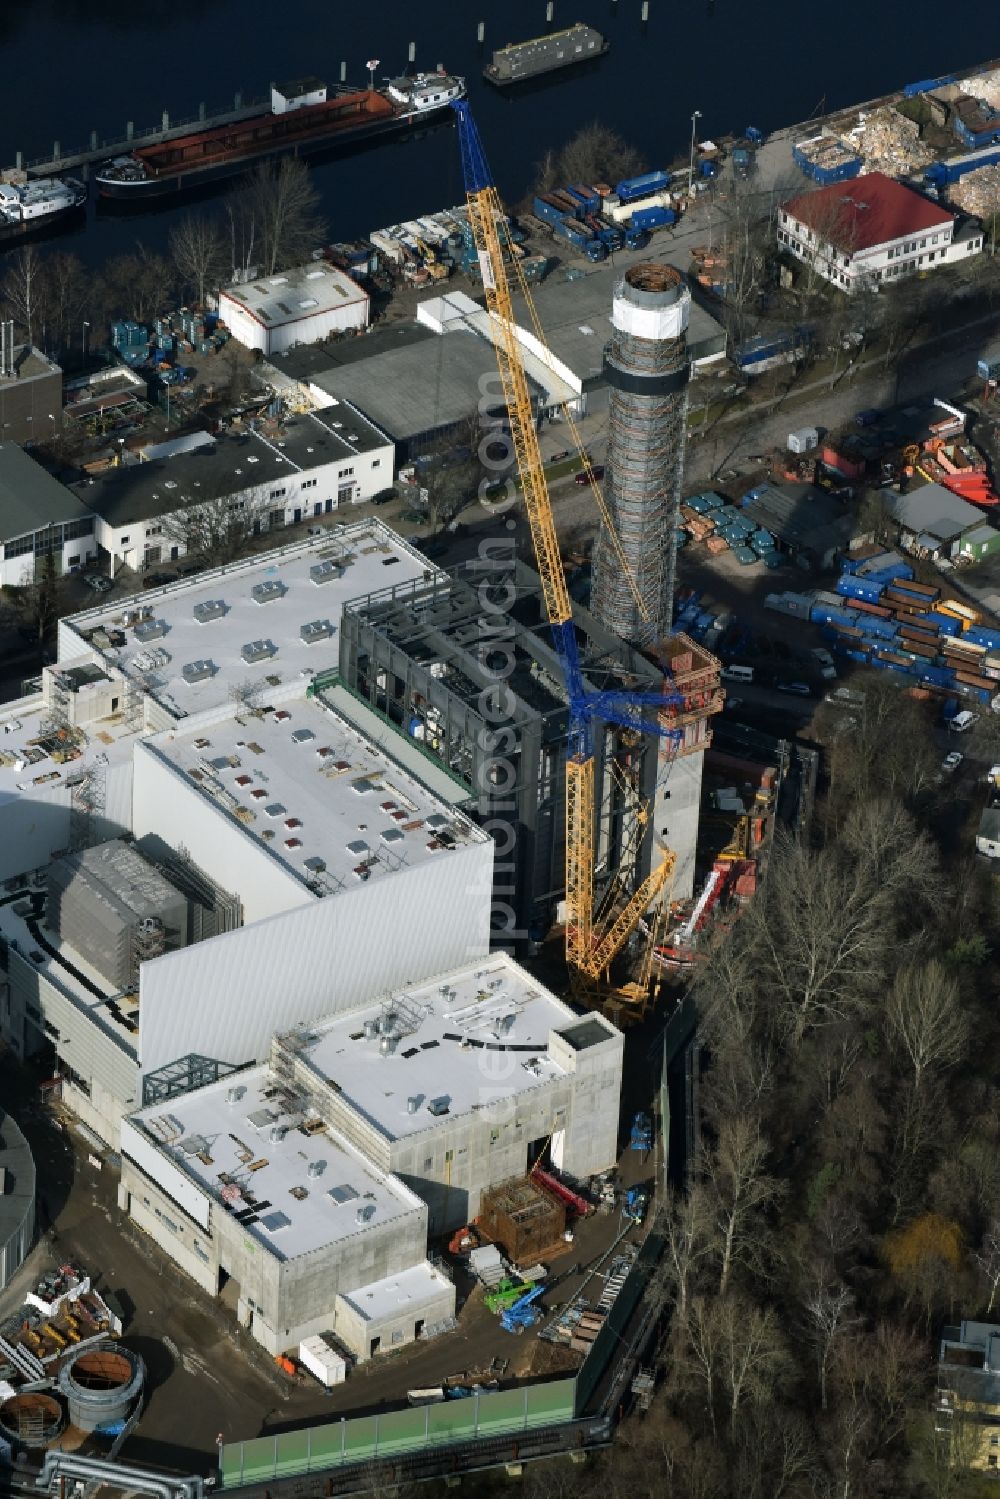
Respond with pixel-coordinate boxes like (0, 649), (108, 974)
(182, 659), (217, 684)
(495, 1013), (517, 1038)
(269, 1123), (287, 1143)
(407, 1096), (420, 1115)
(300, 618), (335, 645)
(137, 917), (162, 935)
(309, 559), (344, 586)
(251, 580), (287, 605)
(241, 638), (278, 664)
(123, 606), (153, 628)
(364, 1019), (378, 1039)
(427, 1097), (450, 1117)
(307, 1158), (327, 1179)
(355, 1204), (376, 1225)
(226, 1085), (247, 1105)
(193, 599), (227, 624)
(135, 618), (168, 643)
(380, 1033), (398, 1056)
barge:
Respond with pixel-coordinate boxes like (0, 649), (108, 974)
(0, 177), (86, 242)
(95, 71), (464, 200)
(484, 23), (609, 88)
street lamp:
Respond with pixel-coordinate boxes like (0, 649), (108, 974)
(688, 109), (702, 197)
(82, 320), (90, 361)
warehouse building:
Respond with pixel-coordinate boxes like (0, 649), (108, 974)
(71, 408), (393, 575)
(0, 1111), (35, 1291)
(220, 262), (370, 357)
(0, 444), (97, 587)
(888, 482), (990, 561)
(118, 951), (620, 1356)
(339, 554), (670, 938)
(120, 1067), (451, 1359)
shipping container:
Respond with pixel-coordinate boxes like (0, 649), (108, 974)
(615, 169), (670, 203)
(299, 1336), (347, 1387)
(851, 598), (893, 619)
(630, 204), (676, 231)
(888, 578), (940, 601)
(964, 624), (1000, 651)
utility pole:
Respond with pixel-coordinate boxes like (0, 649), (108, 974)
(688, 109), (702, 197)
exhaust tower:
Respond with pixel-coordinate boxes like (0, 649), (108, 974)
(591, 264), (691, 646)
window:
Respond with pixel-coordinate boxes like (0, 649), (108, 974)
(423, 1156), (433, 1170)
(445, 1149), (454, 1163)
(372, 458), (381, 468)
(991, 1436), (1000, 1448)
(337, 466), (355, 478)
(121, 535), (130, 544)
(302, 478), (317, 489)
(68, 554), (80, 567)
(145, 525), (162, 537)
(269, 487), (286, 499)
(990, 1456), (998, 1470)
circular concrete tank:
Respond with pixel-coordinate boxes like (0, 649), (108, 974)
(0, 1392), (65, 1448)
(57, 1342), (144, 1433)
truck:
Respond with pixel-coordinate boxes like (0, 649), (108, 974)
(630, 204), (676, 233)
(615, 169), (670, 204)
(624, 227), (651, 252)
(732, 147), (752, 178)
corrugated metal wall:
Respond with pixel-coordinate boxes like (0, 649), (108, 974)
(138, 839), (493, 1075)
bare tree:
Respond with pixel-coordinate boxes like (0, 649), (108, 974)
(44, 251), (88, 358)
(706, 1113), (782, 1294)
(534, 122), (643, 198)
(715, 1295), (790, 1432)
(101, 243), (174, 323)
(885, 962), (968, 1093)
(802, 1283), (858, 1411)
(227, 159), (327, 278)
(973, 1220), (1000, 1316)
(169, 213), (226, 308)
(2, 245), (44, 344)
(675, 1294), (722, 1437)
(159, 481), (274, 569)
(661, 1183), (714, 1324)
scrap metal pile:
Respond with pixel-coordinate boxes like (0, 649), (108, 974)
(958, 70), (1000, 111)
(848, 107), (933, 176)
(947, 164), (1000, 218)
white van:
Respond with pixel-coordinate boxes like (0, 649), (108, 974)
(721, 665), (754, 684)
(949, 710), (978, 734)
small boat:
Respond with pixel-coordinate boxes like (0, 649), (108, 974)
(0, 177), (86, 243)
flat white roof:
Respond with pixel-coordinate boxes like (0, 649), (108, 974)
(132, 1065), (423, 1260)
(150, 694), (486, 893)
(221, 262), (368, 330)
(339, 1260), (452, 1323)
(0, 900), (138, 1055)
(0, 695), (137, 809)
(293, 955), (591, 1141)
(63, 524), (433, 720)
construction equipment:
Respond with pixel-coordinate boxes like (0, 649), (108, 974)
(630, 1112), (653, 1153)
(531, 1162), (592, 1218)
(622, 1186), (648, 1225)
(484, 1277), (536, 1315)
(500, 1283), (545, 1334)
(452, 99), (684, 995)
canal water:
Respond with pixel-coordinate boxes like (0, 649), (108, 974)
(2, 0), (997, 265)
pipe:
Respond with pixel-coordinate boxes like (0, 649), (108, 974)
(35, 1454), (204, 1499)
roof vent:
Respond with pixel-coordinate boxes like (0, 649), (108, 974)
(268, 1123), (287, 1143)
(226, 1085), (247, 1105)
(193, 599), (227, 624)
(307, 1158), (327, 1179)
(251, 580), (287, 605)
(364, 1018), (378, 1039)
(427, 1096), (451, 1117)
(356, 1204), (376, 1225)
(380, 1032), (398, 1057)
(407, 1096), (420, 1115)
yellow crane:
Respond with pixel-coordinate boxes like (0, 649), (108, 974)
(453, 102), (683, 993)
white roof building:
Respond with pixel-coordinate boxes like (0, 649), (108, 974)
(221, 263), (370, 356)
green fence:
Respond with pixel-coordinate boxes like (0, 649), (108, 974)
(219, 1379), (577, 1488)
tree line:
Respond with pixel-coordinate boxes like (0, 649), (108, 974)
(0, 157), (327, 356)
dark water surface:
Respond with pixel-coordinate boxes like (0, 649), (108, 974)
(5, 2), (999, 263)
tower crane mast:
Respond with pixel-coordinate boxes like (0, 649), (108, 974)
(453, 101), (683, 986)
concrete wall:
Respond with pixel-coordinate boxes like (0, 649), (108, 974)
(119, 1136), (429, 1356)
(137, 837), (493, 1077)
(656, 749), (705, 903)
(2, 949), (138, 1146)
(334, 1276), (454, 1362)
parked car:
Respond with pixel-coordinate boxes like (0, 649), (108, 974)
(941, 750), (964, 775)
(775, 680), (812, 696)
(855, 409), (882, 427)
(142, 571), (176, 589)
(370, 489), (396, 506)
(949, 710), (979, 734)
(574, 465), (605, 485)
(82, 574), (113, 593)
(810, 648), (837, 680)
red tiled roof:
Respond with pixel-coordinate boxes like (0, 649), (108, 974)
(783, 172), (953, 253)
